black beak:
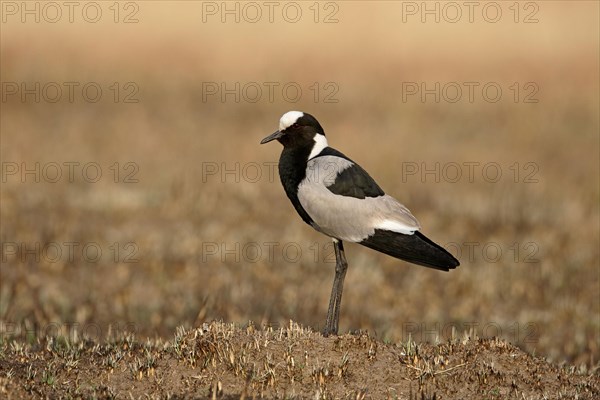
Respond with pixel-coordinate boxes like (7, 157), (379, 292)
(260, 130), (283, 144)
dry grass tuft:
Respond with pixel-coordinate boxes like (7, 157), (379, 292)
(0, 321), (598, 399)
(1, 3), (599, 397)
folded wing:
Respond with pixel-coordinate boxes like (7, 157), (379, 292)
(298, 151), (420, 242)
(297, 149), (459, 270)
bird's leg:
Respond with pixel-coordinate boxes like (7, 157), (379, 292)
(323, 239), (348, 336)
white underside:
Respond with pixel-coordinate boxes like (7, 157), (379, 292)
(298, 184), (421, 242)
(376, 220), (418, 235)
(298, 144), (421, 242)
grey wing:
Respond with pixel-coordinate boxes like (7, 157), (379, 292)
(298, 156), (421, 242)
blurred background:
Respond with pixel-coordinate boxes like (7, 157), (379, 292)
(1, 1), (598, 366)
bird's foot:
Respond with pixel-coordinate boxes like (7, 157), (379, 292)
(321, 325), (338, 337)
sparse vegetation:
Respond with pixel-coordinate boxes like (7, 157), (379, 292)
(0, 322), (598, 398)
(1, 2), (599, 399)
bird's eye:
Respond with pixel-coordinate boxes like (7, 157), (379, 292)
(292, 123), (299, 128)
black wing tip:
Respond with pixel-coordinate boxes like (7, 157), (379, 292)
(434, 259), (460, 272)
(441, 258), (460, 271)
(360, 229), (460, 272)
(413, 256), (459, 272)
(418, 232), (460, 271)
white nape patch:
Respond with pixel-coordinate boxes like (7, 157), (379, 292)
(376, 220), (418, 235)
(308, 134), (329, 160)
(279, 111), (304, 131)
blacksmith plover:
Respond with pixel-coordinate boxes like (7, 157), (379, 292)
(261, 111), (459, 336)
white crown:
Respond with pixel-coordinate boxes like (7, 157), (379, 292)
(279, 111), (304, 131)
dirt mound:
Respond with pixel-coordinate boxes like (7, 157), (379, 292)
(0, 322), (597, 399)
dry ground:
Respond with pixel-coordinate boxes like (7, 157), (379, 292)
(1, 2), (599, 398)
(0, 322), (598, 399)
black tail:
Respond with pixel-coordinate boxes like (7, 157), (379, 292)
(359, 230), (459, 271)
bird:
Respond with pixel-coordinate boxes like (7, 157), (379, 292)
(260, 111), (459, 336)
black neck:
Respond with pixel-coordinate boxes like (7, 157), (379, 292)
(278, 145), (315, 225)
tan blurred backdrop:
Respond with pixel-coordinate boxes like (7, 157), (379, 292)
(1, 1), (598, 366)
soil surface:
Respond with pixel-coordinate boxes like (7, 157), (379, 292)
(0, 322), (598, 399)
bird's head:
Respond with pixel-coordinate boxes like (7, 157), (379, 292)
(261, 111), (326, 149)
